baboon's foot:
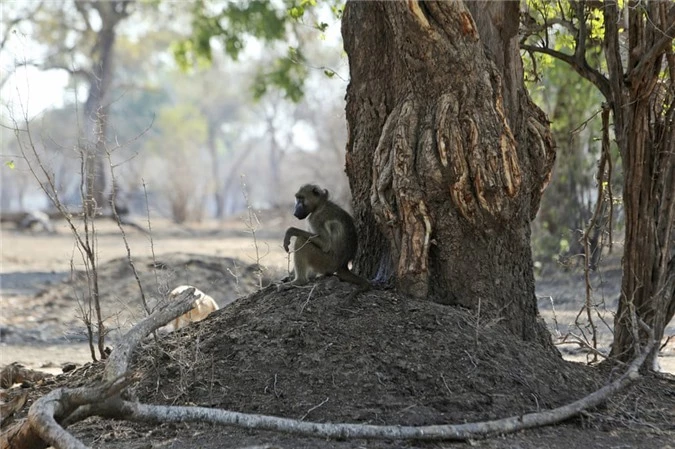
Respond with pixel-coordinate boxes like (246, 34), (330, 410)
(276, 278), (310, 292)
(290, 279), (309, 287)
(276, 282), (295, 293)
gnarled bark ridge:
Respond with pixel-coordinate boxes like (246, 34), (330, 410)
(342, 0), (555, 342)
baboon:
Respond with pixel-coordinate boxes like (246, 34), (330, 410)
(282, 184), (370, 295)
(166, 285), (219, 331)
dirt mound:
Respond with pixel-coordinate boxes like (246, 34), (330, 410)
(1, 253), (280, 344)
(5, 276), (674, 448)
(131, 280), (603, 425)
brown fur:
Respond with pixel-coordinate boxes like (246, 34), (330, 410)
(166, 285), (219, 331)
(283, 184), (370, 294)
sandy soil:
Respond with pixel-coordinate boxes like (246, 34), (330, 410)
(1, 215), (674, 449)
(1, 215), (290, 369)
(2, 216), (672, 373)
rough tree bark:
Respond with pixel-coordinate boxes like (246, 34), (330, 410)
(604, 1), (675, 368)
(342, 1), (555, 344)
(520, 0), (674, 369)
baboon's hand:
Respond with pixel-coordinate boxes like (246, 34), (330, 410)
(283, 232), (292, 253)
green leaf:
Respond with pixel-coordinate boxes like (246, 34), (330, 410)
(288, 6), (304, 20)
(251, 47), (308, 103)
(4, 160), (15, 169)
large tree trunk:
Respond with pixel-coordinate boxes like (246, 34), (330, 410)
(606, 1), (675, 368)
(82, 26), (114, 217)
(80, 1), (131, 217)
(342, 0), (555, 344)
(206, 121), (226, 218)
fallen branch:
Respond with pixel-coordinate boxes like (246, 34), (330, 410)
(103, 287), (200, 382)
(114, 334), (653, 441)
(27, 375), (133, 449)
(0, 289), (199, 449)
(0, 298), (656, 448)
(0, 390), (28, 427)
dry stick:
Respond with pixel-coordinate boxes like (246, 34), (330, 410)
(240, 176), (268, 290)
(142, 180), (161, 294)
(546, 296), (562, 337)
(605, 127), (614, 254)
(77, 144), (101, 362)
(579, 106), (612, 362)
(299, 284), (318, 314)
(71, 258), (96, 362)
(301, 397), (329, 421)
(118, 335), (654, 442)
(5, 302), (656, 448)
(106, 151), (150, 316)
(80, 139), (106, 360)
(558, 333), (614, 363)
(77, 135), (105, 360)
(11, 113), (105, 361)
(0, 290), (203, 449)
(103, 289), (200, 382)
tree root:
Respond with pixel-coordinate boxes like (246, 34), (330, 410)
(111, 335), (653, 441)
(0, 390), (29, 427)
(0, 292), (656, 448)
(0, 288), (200, 449)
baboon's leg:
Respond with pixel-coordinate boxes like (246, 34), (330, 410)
(336, 267), (370, 289)
(292, 235), (332, 286)
(336, 266), (371, 301)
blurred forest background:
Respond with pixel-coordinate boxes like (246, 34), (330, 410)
(0, 0), (619, 268)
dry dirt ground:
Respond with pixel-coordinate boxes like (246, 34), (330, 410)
(1, 214), (674, 448)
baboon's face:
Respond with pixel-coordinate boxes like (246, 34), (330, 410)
(293, 185), (326, 220)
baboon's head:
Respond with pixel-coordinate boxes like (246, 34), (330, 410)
(293, 184), (328, 219)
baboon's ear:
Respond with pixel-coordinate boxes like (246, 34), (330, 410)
(323, 188), (329, 199)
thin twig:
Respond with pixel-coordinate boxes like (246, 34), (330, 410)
(300, 397), (329, 421)
(107, 150), (150, 316)
(299, 284), (318, 314)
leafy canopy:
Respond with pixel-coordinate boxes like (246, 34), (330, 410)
(174, 0), (343, 102)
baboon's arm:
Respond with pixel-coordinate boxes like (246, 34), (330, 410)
(283, 227), (330, 253)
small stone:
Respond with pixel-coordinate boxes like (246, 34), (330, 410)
(62, 363), (77, 373)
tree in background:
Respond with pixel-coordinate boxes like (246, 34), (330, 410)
(144, 103), (208, 223)
(522, 0), (673, 369)
(46, 0), (133, 216)
(2, 0), (136, 216)
(1, 0), (348, 220)
(527, 59), (615, 269)
(0, 1), (44, 90)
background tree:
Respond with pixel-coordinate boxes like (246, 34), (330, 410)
(31, 0), (136, 216)
(0, 1), (44, 90)
(522, 0), (674, 368)
(1, 0), (349, 220)
(527, 59), (614, 269)
(342, 0), (556, 345)
(143, 103), (209, 223)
